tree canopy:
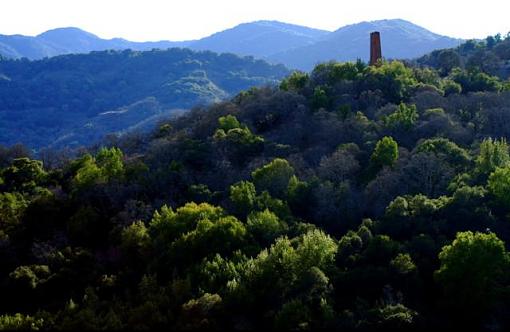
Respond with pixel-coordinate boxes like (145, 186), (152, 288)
(1, 51), (510, 330)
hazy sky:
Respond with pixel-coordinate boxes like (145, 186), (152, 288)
(0, 0), (508, 41)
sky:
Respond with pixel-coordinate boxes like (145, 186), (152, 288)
(0, 0), (508, 41)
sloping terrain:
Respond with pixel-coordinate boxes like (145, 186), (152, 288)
(0, 48), (288, 148)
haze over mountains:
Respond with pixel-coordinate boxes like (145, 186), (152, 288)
(0, 19), (462, 70)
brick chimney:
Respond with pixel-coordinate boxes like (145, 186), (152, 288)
(370, 31), (382, 66)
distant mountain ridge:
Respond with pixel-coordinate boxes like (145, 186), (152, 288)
(190, 20), (330, 58)
(0, 27), (191, 59)
(0, 19), (462, 69)
(268, 19), (463, 70)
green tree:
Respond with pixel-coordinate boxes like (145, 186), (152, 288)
(363, 61), (418, 103)
(229, 181), (257, 217)
(435, 231), (509, 324)
(214, 115), (264, 164)
(149, 202), (246, 269)
(337, 230), (363, 264)
(451, 67), (503, 93)
(311, 61), (364, 85)
(149, 202), (224, 245)
(441, 79), (462, 95)
(96, 147), (124, 179)
(415, 137), (471, 168)
(475, 138), (509, 176)
(237, 230), (337, 307)
(121, 221), (151, 255)
(9, 265), (51, 290)
(1, 158), (46, 193)
(247, 209), (287, 246)
(71, 148), (125, 191)
(0, 192), (28, 241)
(71, 154), (106, 191)
(169, 215), (247, 267)
(295, 230), (338, 275)
(488, 165), (510, 206)
(252, 159), (295, 199)
(370, 136), (399, 169)
(217, 115), (241, 132)
(280, 71), (309, 91)
(390, 253), (417, 274)
(255, 191), (292, 221)
(383, 103), (418, 131)
(330, 61), (363, 81)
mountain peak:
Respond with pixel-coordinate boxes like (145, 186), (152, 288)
(37, 27), (99, 40)
(268, 18), (462, 70)
(329, 18), (453, 42)
(189, 20), (330, 58)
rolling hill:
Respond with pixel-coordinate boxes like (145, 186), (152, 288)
(0, 48), (288, 149)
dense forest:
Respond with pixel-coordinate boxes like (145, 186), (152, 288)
(1, 35), (510, 330)
(417, 32), (510, 79)
(0, 48), (288, 148)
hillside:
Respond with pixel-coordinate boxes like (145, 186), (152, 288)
(1, 53), (510, 330)
(0, 48), (288, 148)
(416, 33), (510, 79)
(269, 19), (462, 70)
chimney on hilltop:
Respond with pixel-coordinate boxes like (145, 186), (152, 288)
(370, 31), (382, 66)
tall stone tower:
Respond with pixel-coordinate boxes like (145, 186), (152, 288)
(370, 31), (382, 66)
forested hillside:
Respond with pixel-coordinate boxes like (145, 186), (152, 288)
(417, 33), (510, 79)
(0, 48), (288, 148)
(1, 47), (510, 330)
